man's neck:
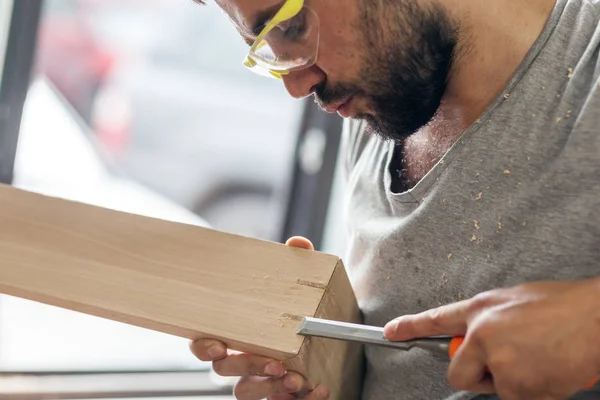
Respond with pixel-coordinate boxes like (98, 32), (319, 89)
(439, 0), (558, 130)
(394, 0), (558, 191)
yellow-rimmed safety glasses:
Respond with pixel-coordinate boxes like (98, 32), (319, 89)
(243, 0), (320, 79)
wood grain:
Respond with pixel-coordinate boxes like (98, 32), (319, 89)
(0, 184), (363, 398)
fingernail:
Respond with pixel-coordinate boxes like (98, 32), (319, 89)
(383, 321), (397, 338)
(284, 374), (302, 391)
(207, 345), (225, 359)
(264, 362), (284, 377)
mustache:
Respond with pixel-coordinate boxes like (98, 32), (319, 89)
(313, 81), (360, 109)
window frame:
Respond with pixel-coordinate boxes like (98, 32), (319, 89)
(0, 0), (42, 184)
(278, 102), (344, 251)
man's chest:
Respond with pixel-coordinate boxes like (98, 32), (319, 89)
(343, 112), (600, 327)
(391, 124), (465, 192)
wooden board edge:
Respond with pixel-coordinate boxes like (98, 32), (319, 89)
(285, 259), (364, 400)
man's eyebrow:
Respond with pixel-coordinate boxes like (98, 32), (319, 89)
(249, 1), (285, 36)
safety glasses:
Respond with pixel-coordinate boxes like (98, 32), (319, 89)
(243, 0), (320, 79)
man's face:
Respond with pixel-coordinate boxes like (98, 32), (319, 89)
(217, 0), (459, 142)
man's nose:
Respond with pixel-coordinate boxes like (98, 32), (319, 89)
(281, 66), (325, 99)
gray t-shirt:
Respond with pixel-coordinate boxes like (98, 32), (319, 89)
(340, 0), (600, 399)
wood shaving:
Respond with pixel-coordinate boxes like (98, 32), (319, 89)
(568, 67), (574, 78)
(440, 273), (448, 287)
(448, 253), (453, 260)
(471, 234), (477, 242)
(504, 170), (511, 175)
(474, 220), (480, 230)
(475, 192), (483, 201)
(503, 93), (511, 99)
(556, 117), (562, 123)
(458, 292), (463, 300)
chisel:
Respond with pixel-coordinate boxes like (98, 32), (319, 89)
(296, 317), (598, 390)
(296, 316), (463, 359)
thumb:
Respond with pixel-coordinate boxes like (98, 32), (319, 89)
(285, 236), (314, 250)
(383, 301), (469, 341)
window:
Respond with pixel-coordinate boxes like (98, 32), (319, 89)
(0, 0), (345, 398)
(33, 0), (304, 240)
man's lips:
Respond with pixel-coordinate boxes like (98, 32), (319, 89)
(322, 97), (353, 115)
(336, 97), (353, 118)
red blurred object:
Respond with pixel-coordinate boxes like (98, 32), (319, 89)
(91, 84), (132, 159)
(34, 7), (115, 123)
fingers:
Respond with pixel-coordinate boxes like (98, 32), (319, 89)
(456, 375), (496, 395)
(189, 338), (227, 361)
(233, 372), (306, 400)
(383, 301), (470, 341)
(268, 394), (297, 400)
(213, 352), (285, 377)
(285, 236), (314, 250)
(305, 385), (331, 399)
(447, 337), (495, 394)
(266, 383), (330, 400)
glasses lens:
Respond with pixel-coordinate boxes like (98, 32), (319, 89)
(250, 6), (319, 71)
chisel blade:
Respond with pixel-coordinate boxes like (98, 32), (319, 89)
(296, 316), (412, 350)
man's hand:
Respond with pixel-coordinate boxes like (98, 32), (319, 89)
(189, 236), (330, 400)
(383, 279), (600, 400)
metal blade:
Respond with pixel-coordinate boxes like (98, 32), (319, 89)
(296, 316), (412, 350)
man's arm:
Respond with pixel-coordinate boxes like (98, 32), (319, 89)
(383, 278), (600, 400)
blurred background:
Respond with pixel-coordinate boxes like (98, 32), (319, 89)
(0, 0), (348, 398)
(33, 0), (303, 240)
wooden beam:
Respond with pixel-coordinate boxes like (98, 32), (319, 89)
(0, 184), (363, 398)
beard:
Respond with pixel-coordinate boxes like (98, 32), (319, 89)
(315, 0), (459, 143)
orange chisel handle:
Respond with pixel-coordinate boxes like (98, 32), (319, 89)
(448, 337), (598, 390)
